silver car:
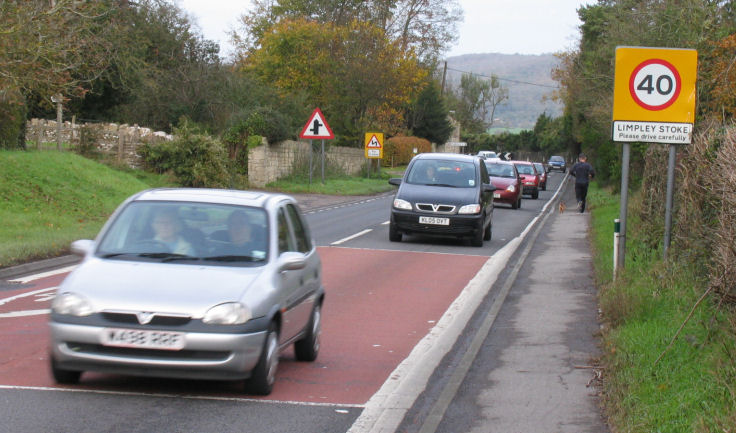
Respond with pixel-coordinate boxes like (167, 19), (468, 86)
(49, 188), (324, 395)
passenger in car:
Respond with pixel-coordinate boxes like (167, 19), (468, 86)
(151, 208), (196, 255)
(222, 210), (266, 257)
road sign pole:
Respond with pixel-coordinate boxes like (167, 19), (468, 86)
(308, 140), (313, 186)
(617, 142), (631, 270)
(663, 143), (677, 260)
(321, 139), (325, 184)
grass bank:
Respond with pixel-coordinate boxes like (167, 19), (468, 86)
(588, 184), (736, 432)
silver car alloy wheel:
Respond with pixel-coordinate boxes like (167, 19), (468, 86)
(264, 330), (279, 387)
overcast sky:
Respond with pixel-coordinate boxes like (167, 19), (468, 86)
(178, 0), (592, 59)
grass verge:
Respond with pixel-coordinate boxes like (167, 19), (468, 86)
(588, 183), (736, 432)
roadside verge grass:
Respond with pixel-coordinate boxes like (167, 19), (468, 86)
(588, 183), (736, 432)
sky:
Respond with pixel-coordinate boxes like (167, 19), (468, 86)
(178, 0), (592, 59)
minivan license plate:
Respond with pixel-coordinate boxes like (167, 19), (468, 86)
(419, 216), (449, 225)
(102, 328), (185, 351)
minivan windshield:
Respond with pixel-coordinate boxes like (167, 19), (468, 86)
(407, 159), (477, 188)
(549, 156), (564, 162)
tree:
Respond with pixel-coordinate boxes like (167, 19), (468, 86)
(449, 73), (508, 134)
(231, 0), (462, 63)
(408, 81), (454, 144)
(0, 1), (117, 147)
(244, 18), (426, 144)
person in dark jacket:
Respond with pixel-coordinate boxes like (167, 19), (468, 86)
(569, 153), (595, 213)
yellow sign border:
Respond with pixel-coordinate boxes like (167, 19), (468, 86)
(364, 132), (383, 159)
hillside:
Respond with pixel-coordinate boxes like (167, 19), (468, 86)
(445, 53), (564, 130)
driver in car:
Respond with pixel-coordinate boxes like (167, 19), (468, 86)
(151, 208), (195, 255)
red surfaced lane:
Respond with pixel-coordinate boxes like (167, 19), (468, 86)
(0, 247), (488, 405)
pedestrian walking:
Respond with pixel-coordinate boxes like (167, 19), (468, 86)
(569, 153), (595, 213)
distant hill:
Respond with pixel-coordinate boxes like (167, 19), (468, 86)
(444, 53), (564, 130)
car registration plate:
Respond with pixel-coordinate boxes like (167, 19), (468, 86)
(101, 328), (185, 351)
(493, 193), (501, 199)
(419, 216), (449, 225)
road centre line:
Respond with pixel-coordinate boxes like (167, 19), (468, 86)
(331, 229), (372, 245)
(348, 175), (570, 433)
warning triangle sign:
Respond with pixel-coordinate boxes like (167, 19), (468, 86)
(299, 108), (334, 139)
(366, 134), (382, 148)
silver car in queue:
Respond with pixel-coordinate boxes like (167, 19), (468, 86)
(48, 188), (324, 395)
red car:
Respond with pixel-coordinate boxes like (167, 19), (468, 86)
(533, 162), (547, 191)
(485, 160), (522, 209)
(512, 160), (540, 199)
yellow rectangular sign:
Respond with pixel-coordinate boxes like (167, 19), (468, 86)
(613, 47), (697, 143)
(364, 132), (383, 159)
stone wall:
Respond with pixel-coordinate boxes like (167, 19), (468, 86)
(247, 140), (366, 187)
(26, 119), (172, 167)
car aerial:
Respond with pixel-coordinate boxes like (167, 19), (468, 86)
(486, 160), (522, 209)
(533, 162), (547, 191)
(48, 188), (324, 395)
(477, 150), (499, 161)
(512, 160), (541, 199)
(547, 155), (566, 172)
(388, 153), (495, 247)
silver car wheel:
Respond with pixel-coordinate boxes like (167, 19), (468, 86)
(264, 330), (279, 387)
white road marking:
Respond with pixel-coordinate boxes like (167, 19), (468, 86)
(0, 309), (50, 318)
(331, 229), (372, 245)
(0, 287), (57, 307)
(0, 385), (365, 408)
(9, 265), (77, 283)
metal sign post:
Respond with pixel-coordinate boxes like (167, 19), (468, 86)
(611, 46), (697, 268)
(299, 108), (335, 187)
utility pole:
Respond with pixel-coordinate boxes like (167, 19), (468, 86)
(52, 94), (63, 151)
(440, 61), (447, 95)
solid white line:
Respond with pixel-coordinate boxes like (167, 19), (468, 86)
(0, 385), (365, 408)
(381, 221), (390, 225)
(331, 229), (372, 245)
(10, 265), (77, 283)
(0, 309), (50, 318)
(0, 287), (57, 307)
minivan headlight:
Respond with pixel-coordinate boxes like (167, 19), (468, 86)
(458, 204), (481, 214)
(51, 292), (94, 316)
(393, 198), (412, 210)
(203, 302), (251, 325)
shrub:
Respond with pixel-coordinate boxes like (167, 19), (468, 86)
(139, 120), (230, 188)
(382, 135), (431, 166)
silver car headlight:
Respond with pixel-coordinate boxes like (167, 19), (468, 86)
(505, 185), (516, 192)
(458, 204), (481, 214)
(393, 198), (412, 210)
(51, 292), (94, 316)
(203, 302), (252, 325)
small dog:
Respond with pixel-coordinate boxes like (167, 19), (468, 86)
(559, 201), (566, 213)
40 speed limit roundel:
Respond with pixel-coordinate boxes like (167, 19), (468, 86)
(629, 58), (681, 111)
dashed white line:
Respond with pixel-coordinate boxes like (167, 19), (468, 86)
(331, 229), (373, 245)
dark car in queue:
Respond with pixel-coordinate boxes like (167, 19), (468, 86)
(533, 162), (547, 191)
(512, 160), (541, 199)
(486, 160), (522, 209)
(48, 188), (324, 396)
(548, 155), (566, 172)
(388, 153), (495, 247)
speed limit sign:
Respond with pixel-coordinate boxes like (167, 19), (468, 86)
(630, 59), (681, 110)
(613, 47), (697, 144)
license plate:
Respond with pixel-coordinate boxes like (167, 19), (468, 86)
(419, 216), (449, 225)
(493, 193), (501, 199)
(101, 328), (185, 351)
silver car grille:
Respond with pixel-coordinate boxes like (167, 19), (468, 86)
(415, 203), (456, 214)
(102, 310), (191, 326)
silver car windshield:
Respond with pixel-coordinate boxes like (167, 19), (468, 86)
(96, 201), (269, 266)
(407, 160), (477, 188)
